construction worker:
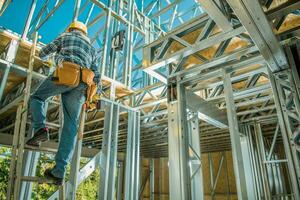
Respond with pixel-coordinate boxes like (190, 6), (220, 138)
(26, 21), (100, 185)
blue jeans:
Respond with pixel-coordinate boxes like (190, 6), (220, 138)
(30, 76), (86, 178)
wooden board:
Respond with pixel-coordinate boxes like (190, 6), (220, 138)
(101, 75), (134, 98)
(140, 151), (238, 199)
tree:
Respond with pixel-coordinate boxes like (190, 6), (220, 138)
(0, 147), (10, 199)
(0, 147), (100, 200)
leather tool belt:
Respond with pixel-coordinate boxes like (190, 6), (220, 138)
(52, 61), (97, 103)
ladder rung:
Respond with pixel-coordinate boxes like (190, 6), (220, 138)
(25, 144), (56, 154)
(21, 176), (57, 184)
(46, 121), (61, 128)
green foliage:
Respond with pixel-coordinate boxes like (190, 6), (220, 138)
(0, 148), (100, 200)
(31, 153), (57, 200)
(0, 147), (11, 200)
(76, 167), (100, 200)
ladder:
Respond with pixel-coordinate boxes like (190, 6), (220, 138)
(5, 32), (86, 200)
(6, 32), (40, 200)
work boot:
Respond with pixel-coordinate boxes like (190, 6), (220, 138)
(44, 168), (64, 186)
(26, 127), (49, 147)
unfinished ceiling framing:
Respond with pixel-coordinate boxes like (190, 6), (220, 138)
(0, 0), (299, 199)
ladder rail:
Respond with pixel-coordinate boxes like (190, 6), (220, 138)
(13, 32), (38, 200)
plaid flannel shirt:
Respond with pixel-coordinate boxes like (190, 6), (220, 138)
(39, 30), (101, 84)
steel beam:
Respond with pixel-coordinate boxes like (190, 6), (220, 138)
(186, 91), (228, 128)
(226, 0), (288, 71)
(143, 26), (245, 71)
(198, 0), (232, 31)
(0, 0), (12, 15)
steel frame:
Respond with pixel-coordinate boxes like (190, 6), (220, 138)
(0, 0), (299, 199)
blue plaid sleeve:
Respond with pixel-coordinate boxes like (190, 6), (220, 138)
(39, 36), (62, 59)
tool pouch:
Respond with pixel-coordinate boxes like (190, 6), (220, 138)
(52, 62), (80, 86)
(52, 62), (98, 104)
(82, 68), (95, 85)
(81, 68), (97, 103)
(87, 83), (97, 102)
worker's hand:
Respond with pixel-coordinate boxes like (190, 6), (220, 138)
(93, 94), (101, 101)
(86, 102), (97, 111)
(86, 97), (100, 111)
(86, 94), (101, 111)
(43, 60), (54, 67)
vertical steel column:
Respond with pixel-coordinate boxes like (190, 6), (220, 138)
(101, 2), (112, 77)
(124, 110), (135, 200)
(134, 111), (140, 199)
(73, 0), (81, 21)
(149, 158), (155, 200)
(159, 158), (162, 198)
(117, 162), (124, 200)
(0, 39), (19, 102)
(245, 125), (262, 200)
(143, 17), (154, 87)
(21, 0), (37, 39)
(110, 0), (121, 80)
(240, 125), (259, 199)
(222, 69), (248, 199)
(123, 0), (135, 87)
(253, 122), (271, 199)
(98, 102), (120, 200)
(124, 109), (140, 200)
(0, 64), (10, 102)
(157, 0), (161, 26)
(167, 82), (191, 200)
(188, 114), (204, 200)
(268, 69), (300, 199)
(208, 153), (215, 200)
(223, 152), (231, 200)
(67, 105), (86, 200)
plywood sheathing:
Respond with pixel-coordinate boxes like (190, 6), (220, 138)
(0, 31), (44, 95)
(266, 0), (289, 10)
(164, 25), (243, 69)
(139, 152), (238, 200)
(276, 14), (300, 34)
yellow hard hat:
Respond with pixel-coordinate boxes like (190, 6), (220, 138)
(68, 21), (88, 35)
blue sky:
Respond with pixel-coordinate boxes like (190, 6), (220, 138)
(0, 0), (202, 44)
(0, 0), (80, 43)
